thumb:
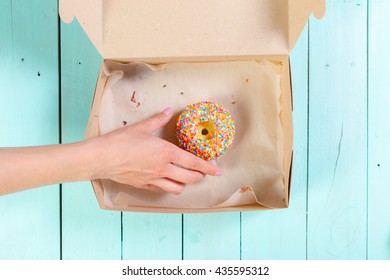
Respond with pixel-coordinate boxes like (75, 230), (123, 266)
(137, 107), (174, 133)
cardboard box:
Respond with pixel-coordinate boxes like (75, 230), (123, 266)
(59, 0), (325, 213)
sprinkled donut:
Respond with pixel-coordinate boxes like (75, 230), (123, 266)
(176, 101), (235, 160)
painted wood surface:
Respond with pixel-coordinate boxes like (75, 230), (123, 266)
(0, 0), (60, 259)
(368, 0), (390, 260)
(308, 0), (368, 259)
(1, 0), (390, 260)
(183, 213), (240, 260)
(123, 213), (182, 260)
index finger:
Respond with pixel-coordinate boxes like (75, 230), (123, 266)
(171, 146), (222, 176)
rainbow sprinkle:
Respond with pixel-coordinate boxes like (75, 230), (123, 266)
(176, 101), (235, 160)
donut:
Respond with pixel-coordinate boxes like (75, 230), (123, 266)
(176, 101), (235, 160)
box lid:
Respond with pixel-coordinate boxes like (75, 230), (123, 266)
(60, 0), (325, 60)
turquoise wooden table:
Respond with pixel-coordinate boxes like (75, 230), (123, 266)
(0, 0), (389, 260)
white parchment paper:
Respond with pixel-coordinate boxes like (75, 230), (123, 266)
(97, 60), (286, 209)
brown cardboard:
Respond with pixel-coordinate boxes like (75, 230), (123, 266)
(60, 0), (325, 60)
(93, 59), (287, 212)
(59, 0), (325, 213)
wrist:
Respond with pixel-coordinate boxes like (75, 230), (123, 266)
(77, 137), (106, 181)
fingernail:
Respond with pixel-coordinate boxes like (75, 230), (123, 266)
(163, 107), (173, 115)
(215, 170), (222, 176)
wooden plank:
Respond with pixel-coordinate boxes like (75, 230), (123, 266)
(0, 0), (60, 259)
(123, 213), (182, 260)
(308, 0), (367, 259)
(183, 213), (240, 260)
(60, 19), (121, 260)
(367, 0), (390, 260)
(241, 25), (309, 260)
(0, 0), (12, 94)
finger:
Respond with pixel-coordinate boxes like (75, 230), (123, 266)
(150, 178), (186, 195)
(171, 147), (222, 176)
(136, 107), (173, 134)
(141, 185), (163, 192)
(163, 164), (205, 185)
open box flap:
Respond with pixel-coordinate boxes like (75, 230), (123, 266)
(288, 0), (326, 50)
(60, 0), (324, 61)
(60, 0), (104, 54)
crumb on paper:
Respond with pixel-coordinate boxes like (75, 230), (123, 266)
(130, 91), (142, 107)
(131, 91), (137, 103)
(163, 84), (167, 88)
(244, 78), (249, 84)
(122, 121), (127, 126)
(239, 186), (252, 193)
(180, 92), (184, 95)
(231, 101), (236, 105)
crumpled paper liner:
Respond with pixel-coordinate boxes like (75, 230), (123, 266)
(96, 60), (286, 209)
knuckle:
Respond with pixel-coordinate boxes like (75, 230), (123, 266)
(172, 185), (185, 195)
(151, 114), (166, 128)
(154, 166), (165, 178)
(165, 145), (179, 162)
(171, 149), (180, 161)
(159, 147), (172, 161)
(154, 114), (164, 122)
(190, 158), (202, 171)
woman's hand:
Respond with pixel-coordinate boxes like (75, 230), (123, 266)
(89, 107), (221, 194)
(0, 107), (220, 196)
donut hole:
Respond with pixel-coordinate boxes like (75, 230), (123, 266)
(196, 121), (215, 141)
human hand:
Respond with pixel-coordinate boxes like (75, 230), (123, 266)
(90, 107), (221, 194)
